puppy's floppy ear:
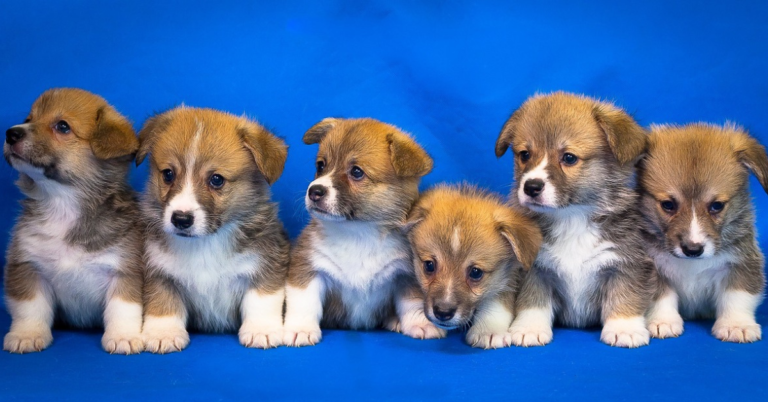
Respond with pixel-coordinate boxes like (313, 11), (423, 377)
(239, 121), (288, 185)
(91, 106), (138, 160)
(402, 191), (438, 233)
(136, 113), (171, 166)
(592, 102), (647, 166)
(303, 118), (338, 145)
(495, 109), (521, 158)
(388, 132), (433, 177)
(495, 208), (542, 270)
(732, 128), (768, 194)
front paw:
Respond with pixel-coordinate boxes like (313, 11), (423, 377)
(509, 324), (552, 347)
(647, 314), (684, 339)
(466, 326), (513, 349)
(283, 321), (322, 347)
(712, 319), (761, 343)
(3, 326), (53, 353)
(239, 323), (283, 349)
(102, 331), (144, 355)
(397, 314), (446, 340)
(142, 317), (189, 354)
(601, 317), (650, 348)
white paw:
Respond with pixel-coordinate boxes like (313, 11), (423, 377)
(239, 323), (283, 349)
(509, 324), (553, 347)
(102, 331), (144, 355)
(712, 319), (762, 343)
(647, 314), (684, 339)
(466, 326), (513, 349)
(601, 316), (650, 348)
(3, 326), (53, 354)
(283, 321), (322, 347)
(398, 314), (446, 340)
(142, 316), (189, 354)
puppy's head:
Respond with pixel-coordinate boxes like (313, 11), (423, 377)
(639, 123), (768, 259)
(303, 118), (432, 224)
(495, 92), (646, 212)
(4, 88), (137, 186)
(137, 107), (287, 238)
(405, 185), (541, 330)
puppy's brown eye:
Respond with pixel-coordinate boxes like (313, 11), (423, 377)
(54, 120), (71, 134)
(660, 200), (677, 214)
(161, 169), (175, 184)
(316, 160), (325, 175)
(468, 266), (484, 281)
(350, 166), (365, 180)
(561, 153), (578, 166)
(209, 174), (225, 189)
(709, 201), (725, 214)
(423, 260), (435, 275)
(519, 150), (531, 162)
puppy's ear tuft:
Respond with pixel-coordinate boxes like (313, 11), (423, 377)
(732, 128), (768, 194)
(403, 191), (438, 233)
(593, 103), (647, 166)
(239, 121), (288, 185)
(495, 110), (521, 158)
(135, 113), (170, 166)
(388, 132), (433, 178)
(495, 208), (542, 270)
(91, 106), (138, 161)
(303, 118), (338, 145)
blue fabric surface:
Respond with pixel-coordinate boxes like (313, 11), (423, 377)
(1, 0), (767, 400)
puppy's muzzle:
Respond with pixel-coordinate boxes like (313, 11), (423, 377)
(171, 211), (194, 230)
(523, 178), (545, 198)
(6, 127), (25, 145)
(680, 241), (704, 258)
(432, 303), (457, 322)
(308, 184), (326, 203)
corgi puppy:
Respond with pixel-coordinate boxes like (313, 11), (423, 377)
(3, 88), (143, 354)
(640, 123), (767, 342)
(136, 107), (289, 353)
(283, 118), (445, 346)
(495, 92), (657, 348)
(405, 185), (542, 348)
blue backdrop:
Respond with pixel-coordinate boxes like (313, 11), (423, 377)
(1, 1), (767, 400)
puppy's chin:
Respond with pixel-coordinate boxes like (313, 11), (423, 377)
(425, 312), (468, 331)
(308, 207), (346, 222)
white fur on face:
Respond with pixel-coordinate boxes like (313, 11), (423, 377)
(283, 278), (325, 347)
(517, 156), (557, 208)
(3, 290), (55, 353)
(305, 171), (342, 220)
(163, 121), (207, 236)
(102, 297), (143, 354)
(600, 316), (650, 348)
(712, 289), (762, 343)
(509, 306), (554, 347)
(675, 208), (715, 258)
(239, 288), (285, 349)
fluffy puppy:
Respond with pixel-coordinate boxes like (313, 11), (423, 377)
(3, 88), (143, 354)
(640, 123), (767, 342)
(495, 92), (657, 348)
(283, 118), (444, 346)
(137, 107), (289, 353)
(405, 185), (541, 349)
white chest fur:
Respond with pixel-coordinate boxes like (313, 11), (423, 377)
(653, 251), (732, 318)
(16, 185), (121, 328)
(146, 224), (261, 331)
(310, 221), (410, 327)
(537, 207), (619, 323)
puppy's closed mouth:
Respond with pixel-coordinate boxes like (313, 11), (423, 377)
(309, 207), (346, 221)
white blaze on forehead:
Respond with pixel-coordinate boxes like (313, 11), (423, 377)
(451, 227), (461, 254)
(163, 121), (207, 235)
(517, 155), (557, 207)
(305, 171), (338, 213)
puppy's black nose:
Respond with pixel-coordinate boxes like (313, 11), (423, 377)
(433, 305), (456, 322)
(523, 179), (545, 197)
(681, 243), (704, 258)
(171, 211), (194, 230)
(6, 127), (25, 145)
(308, 184), (326, 202)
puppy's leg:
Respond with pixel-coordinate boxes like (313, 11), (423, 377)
(239, 264), (287, 349)
(102, 265), (144, 354)
(392, 281), (446, 340)
(510, 270), (554, 347)
(3, 261), (54, 353)
(466, 290), (515, 349)
(712, 289), (762, 343)
(600, 267), (652, 348)
(283, 273), (324, 347)
(142, 273), (189, 354)
(647, 285), (684, 339)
